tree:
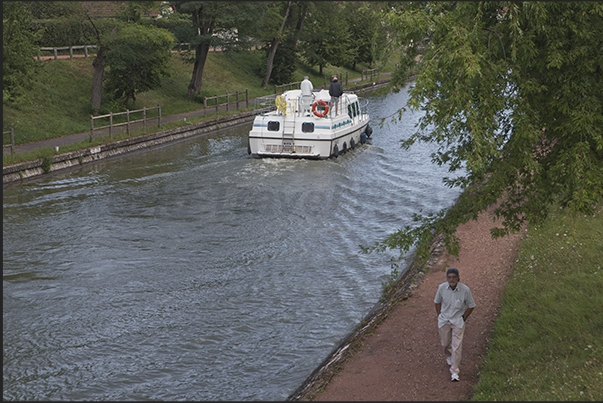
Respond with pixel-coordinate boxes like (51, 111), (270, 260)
(84, 15), (123, 114)
(20, 2), (106, 112)
(256, 1), (308, 86)
(268, 39), (297, 84)
(172, 1), (261, 97)
(300, 2), (351, 76)
(26, 1), (85, 19)
(260, 1), (292, 88)
(341, 2), (387, 70)
(117, 1), (162, 23)
(285, 0), (309, 52)
(2, 1), (42, 104)
(82, 2), (165, 113)
(104, 24), (175, 105)
(29, 2), (97, 47)
(370, 2), (603, 261)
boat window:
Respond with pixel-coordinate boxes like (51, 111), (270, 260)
(302, 122), (315, 133)
(348, 102), (358, 118)
(267, 121), (280, 131)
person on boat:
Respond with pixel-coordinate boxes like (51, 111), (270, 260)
(434, 268), (476, 382)
(329, 76), (343, 116)
(301, 76), (314, 113)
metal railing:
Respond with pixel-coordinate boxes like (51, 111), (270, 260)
(253, 94), (278, 116)
(90, 106), (161, 141)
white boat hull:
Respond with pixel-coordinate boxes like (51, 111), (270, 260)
(248, 89), (371, 159)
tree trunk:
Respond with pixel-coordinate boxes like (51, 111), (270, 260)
(86, 15), (107, 115)
(291, 2), (308, 47)
(261, 1), (292, 89)
(91, 46), (105, 114)
(261, 37), (281, 89)
(187, 42), (210, 96)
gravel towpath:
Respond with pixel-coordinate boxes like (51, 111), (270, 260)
(305, 205), (527, 401)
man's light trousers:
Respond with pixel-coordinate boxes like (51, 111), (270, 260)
(439, 321), (465, 375)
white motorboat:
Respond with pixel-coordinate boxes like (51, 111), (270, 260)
(248, 88), (372, 159)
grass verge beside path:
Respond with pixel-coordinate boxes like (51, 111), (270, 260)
(471, 204), (603, 401)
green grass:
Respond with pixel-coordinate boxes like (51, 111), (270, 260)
(2, 104), (253, 166)
(3, 48), (391, 164)
(471, 204), (603, 401)
(3, 59), (94, 144)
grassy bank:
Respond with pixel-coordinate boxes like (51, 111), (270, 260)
(3, 49), (396, 166)
(471, 204), (603, 401)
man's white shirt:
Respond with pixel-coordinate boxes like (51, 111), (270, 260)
(434, 282), (476, 328)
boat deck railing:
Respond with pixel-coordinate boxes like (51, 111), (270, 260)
(252, 91), (369, 120)
(253, 94), (278, 116)
(358, 98), (370, 117)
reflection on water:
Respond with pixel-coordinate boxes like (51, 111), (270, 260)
(3, 85), (461, 400)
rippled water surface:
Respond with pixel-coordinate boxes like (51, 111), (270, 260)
(3, 85), (461, 400)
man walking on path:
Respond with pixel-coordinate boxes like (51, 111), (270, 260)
(434, 267), (476, 381)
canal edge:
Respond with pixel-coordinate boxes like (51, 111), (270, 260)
(3, 79), (394, 186)
(2, 111), (255, 185)
(287, 231), (448, 401)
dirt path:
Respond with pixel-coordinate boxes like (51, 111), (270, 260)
(303, 205), (527, 401)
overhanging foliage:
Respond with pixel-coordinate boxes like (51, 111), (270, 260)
(371, 1), (603, 261)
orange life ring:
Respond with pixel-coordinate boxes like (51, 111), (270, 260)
(312, 100), (329, 117)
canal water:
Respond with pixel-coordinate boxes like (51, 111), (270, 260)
(3, 84), (461, 400)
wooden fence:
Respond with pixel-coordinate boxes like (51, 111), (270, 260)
(37, 43), (219, 61)
(275, 81), (302, 94)
(174, 42), (192, 52)
(3, 128), (15, 156)
(323, 72), (349, 88)
(38, 45), (98, 60)
(90, 106), (161, 141)
(203, 90), (250, 116)
(361, 68), (380, 81)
